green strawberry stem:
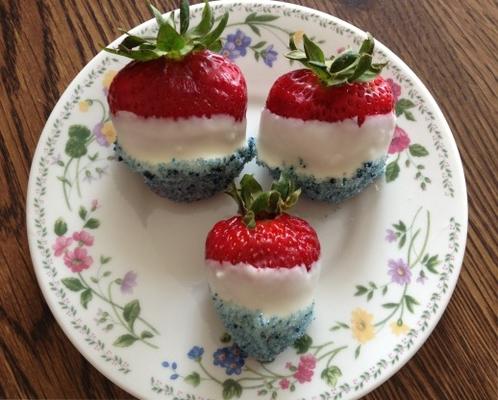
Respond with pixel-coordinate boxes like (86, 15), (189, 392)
(225, 174), (301, 228)
(104, 0), (228, 62)
(286, 33), (387, 87)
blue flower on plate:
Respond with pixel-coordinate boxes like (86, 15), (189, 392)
(261, 44), (278, 67)
(213, 344), (247, 375)
(221, 42), (240, 60)
(162, 359), (180, 380)
(221, 29), (252, 60)
(228, 29), (252, 56)
(187, 346), (204, 361)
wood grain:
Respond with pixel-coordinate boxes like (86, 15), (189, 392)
(0, 0), (496, 398)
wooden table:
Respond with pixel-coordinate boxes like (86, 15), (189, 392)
(1, 0), (496, 398)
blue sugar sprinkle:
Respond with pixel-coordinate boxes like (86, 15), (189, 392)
(257, 157), (386, 203)
(211, 293), (314, 362)
(115, 138), (255, 202)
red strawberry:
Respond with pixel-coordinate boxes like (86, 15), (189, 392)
(205, 174), (320, 270)
(267, 34), (394, 125)
(266, 71), (392, 125)
(108, 50), (246, 121)
(105, 1), (246, 121)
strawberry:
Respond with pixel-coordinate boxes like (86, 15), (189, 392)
(103, 1), (254, 202)
(205, 174), (321, 361)
(108, 50), (246, 120)
(258, 34), (396, 204)
(266, 34), (394, 125)
(106, 1), (246, 121)
(205, 174), (320, 270)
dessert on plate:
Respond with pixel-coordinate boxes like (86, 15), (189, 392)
(205, 174), (321, 361)
(257, 34), (395, 203)
(105, 1), (254, 202)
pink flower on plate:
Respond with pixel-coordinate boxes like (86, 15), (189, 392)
(53, 236), (73, 257)
(388, 126), (411, 154)
(386, 78), (401, 102)
(72, 230), (94, 246)
(64, 247), (93, 272)
(294, 365), (314, 383)
(91, 199), (100, 211)
(299, 354), (317, 370)
(293, 354), (317, 383)
(279, 378), (290, 389)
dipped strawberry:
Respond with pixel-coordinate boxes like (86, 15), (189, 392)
(105, 0), (254, 202)
(257, 34), (395, 203)
(205, 174), (321, 361)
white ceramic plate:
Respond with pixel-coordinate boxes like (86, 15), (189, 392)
(27, 1), (467, 399)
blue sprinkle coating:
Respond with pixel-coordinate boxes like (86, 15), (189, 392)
(257, 157), (386, 203)
(115, 138), (255, 202)
(212, 293), (314, 362)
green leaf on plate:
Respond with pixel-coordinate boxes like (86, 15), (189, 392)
(246, 13), (279, 22)
(425, 254), (440, 273)
(251, 41), (266, 49)
(393, 220), (406, 232)
(354, 345), (361, 359)
(141, 330), (154, 339)
(247, 23), (260, 36)
(81, 289), (93, 309)
(293, 334), (312, 354)
(113, 334), (138, 347)
(123, 299), (141, 329)
(405, 110), (415, 121)
(385, 160), (400, 182)
(185, 372), (201, 387)
(54, 218), (67, 236)
(399, 233), (407, 248)
(222, 379), (243, 400)
(354, 285), (368, 296)
(68, 124), (91, 141)
(62, 277), (85, 292)
(409, 144), (429, 157)
(65, 137), (87, 158)
(321, 365), (342, 387)
(84, 218), (100, 229)
(395, 98), (415, 117)
(404, 295), (419, 313)
(79, 206), (87, 221)
(100, 255), (111, 264)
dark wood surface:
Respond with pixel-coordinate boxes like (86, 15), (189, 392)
(1, 0), (496, 398)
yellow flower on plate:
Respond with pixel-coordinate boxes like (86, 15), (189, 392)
(390, 320), (409, 336)
(103, 70), (118, 90)
(293, 30), (304, 45)
(79, 100), (90, 112)
(101, 121), (117, 144)
(351, 308), (375, 344)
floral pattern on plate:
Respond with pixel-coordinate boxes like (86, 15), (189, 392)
(27, 2), (466, 399)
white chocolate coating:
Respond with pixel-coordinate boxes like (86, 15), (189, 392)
(112, 111), (246, 163)
(205, 260), (321, 317)
(258, 109), (396, 178)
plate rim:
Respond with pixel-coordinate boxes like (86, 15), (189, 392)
(26, 1), (468, 399)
